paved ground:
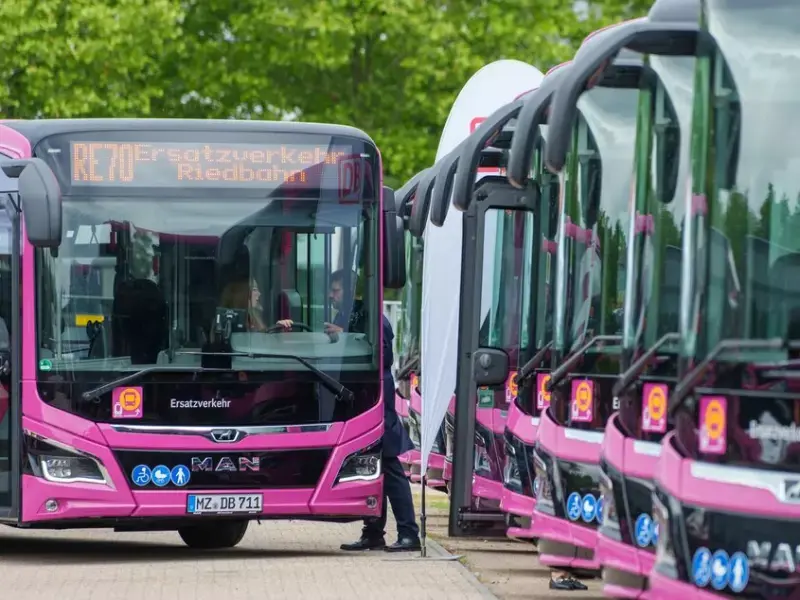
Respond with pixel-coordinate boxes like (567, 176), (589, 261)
(413, 486), (604, 600)
(0, 518), (493, 600)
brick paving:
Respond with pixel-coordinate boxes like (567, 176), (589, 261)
(0, 519), (494, 600)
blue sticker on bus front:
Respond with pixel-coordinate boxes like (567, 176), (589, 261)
(728, 551), (749, 593)
(596, 496), (603, 524)
(710, 550), (730, 591)
(151, 465), (171, 487)
(131, 464), (151, 486)
(580, 494), (597, 523)
(635, 513), (652, 547)
(651, 519), (659, 545)
(171, 465), (190, 487)
(567, 492), (582, 521)
(692, 547), (712, 587)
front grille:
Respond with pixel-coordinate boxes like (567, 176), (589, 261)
(115, 449), (332, 490)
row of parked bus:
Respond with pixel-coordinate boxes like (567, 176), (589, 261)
(392, 0), (799, 597)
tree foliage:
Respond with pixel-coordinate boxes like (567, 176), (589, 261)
(1, 0), (651, 184)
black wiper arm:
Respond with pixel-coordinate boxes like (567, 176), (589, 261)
(516, 341), (553, 386)
(182, 351), (354, 403)
(82, 365), (227, 402)
(612, 332), (680, 397)
(545, 335), (622, 392)
(668, 337), (786, 413)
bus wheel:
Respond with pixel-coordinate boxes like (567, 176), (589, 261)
(178, 520), (249, 549)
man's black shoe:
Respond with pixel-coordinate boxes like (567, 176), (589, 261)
(548, 575), (588, 591)
(384, 537), (421, 552)
(340, 536), (386, 551)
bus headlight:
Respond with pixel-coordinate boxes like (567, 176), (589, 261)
(533, 447), (555, 514)
(336, 442), (382, 483)
(598, 469), (621, 540)
(24, 432), (109, 485)
(653, 490), (678, 580)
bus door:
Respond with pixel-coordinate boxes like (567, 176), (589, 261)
(452, 175), (537, 529)
(0, 158), (20, 521)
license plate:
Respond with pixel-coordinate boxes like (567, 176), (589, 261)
(186, 493), (263, 515)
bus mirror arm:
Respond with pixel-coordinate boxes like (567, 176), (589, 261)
(516, 341), (553, 386)
(667, 337), (787, 414)
(611, 332), (680, 397)
(545, 18), (700, 174)
(545, 335), (622, 392)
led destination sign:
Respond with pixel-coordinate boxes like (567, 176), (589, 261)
(70, 141), (358, 188)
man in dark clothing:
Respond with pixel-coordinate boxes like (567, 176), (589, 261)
(278, 269), (421, 552)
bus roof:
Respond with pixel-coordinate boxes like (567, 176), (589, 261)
(1, 118), (375, 147)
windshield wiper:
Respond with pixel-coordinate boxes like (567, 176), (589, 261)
(515, 341), (553, 387)
(82, 365), (227, 402)
(179, 351), (355, 403)
(668, 337), (787, 413)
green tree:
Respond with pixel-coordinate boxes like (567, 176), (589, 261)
(0, 1), (183, 118)
(167, 0), (651, 186)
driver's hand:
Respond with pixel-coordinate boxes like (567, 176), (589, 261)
(276, 319), (293, 329)
(324, 322), (343, 334)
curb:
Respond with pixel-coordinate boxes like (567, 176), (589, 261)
(425, 537), (499, 599)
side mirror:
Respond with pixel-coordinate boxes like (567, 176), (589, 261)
(450, 99), (524, 214)
(1, 158), (62, 248)
(506, 64), (571, 189)
(545, 14), (699, 173)
(473, 347), (510, 388)
(382, 186), (407, 289)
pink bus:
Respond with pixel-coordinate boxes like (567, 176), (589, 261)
(0, 119), (405, 548)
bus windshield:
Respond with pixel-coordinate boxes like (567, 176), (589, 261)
(558, 86), (638, 365)
(31, 130), (382, 425)
(684, 0), (800, 361)
(623, 56), (694, 359)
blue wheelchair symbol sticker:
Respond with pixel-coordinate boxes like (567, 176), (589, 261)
(596, 496), (604, 524)
(567, 492), (582, 521)
(580, 494), (597, 523)
(151, 465), (171, 487)
(692, 547), (712, 587)
(131, 464), (151, 487)
(710, 549), (730, 591)
(635, 513), (652, 547)
(170, 465), (190, 487)
(728, 551), (749, 593)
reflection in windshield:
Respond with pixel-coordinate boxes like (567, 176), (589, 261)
(686, 0), (800, 358)
(36, 196), (377, 372)
(558, 87), (638, 360)
(624, 56), (695, 358)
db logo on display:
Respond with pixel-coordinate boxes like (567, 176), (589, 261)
(338, 155), (362, 203)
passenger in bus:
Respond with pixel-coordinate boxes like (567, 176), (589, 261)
(276, 268), (366, 335)
(218, 276), (267, 333)
(279, 269), (420, 551)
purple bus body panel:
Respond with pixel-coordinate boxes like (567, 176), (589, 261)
(596, 415), (658, 592)
(501, 401), (537, 532)
(532, 410), (601, 569)
(5, 122), (385, 523)
(656, 431), (800, 519)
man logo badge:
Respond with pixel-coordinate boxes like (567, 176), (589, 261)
(210, 429), (242, 443)
(783, 479), (800, 503)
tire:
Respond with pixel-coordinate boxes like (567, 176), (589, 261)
(178, 520), (249, 549)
